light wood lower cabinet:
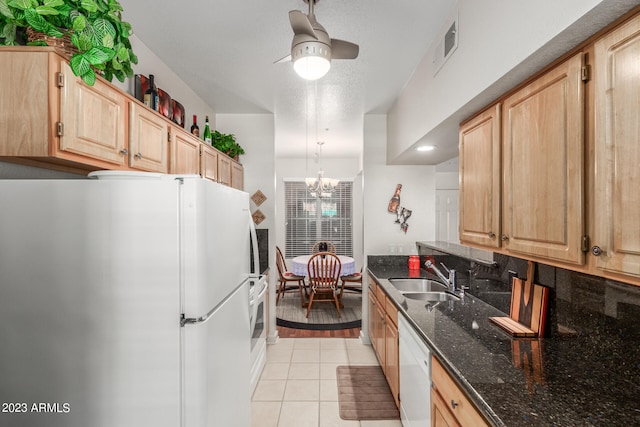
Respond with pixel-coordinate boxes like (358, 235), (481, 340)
(431, 356), (489, 427)
(367, 278), (399, 408)
(592, 13), (640, 278)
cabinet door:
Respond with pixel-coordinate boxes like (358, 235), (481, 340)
(384, 317), (399, 408)
(368, 290), (378, 354)
(502, 53), (585, 264)
(593, 15), (640, 277)
(459, 104), (501, 248)
(170, 127), (200, 174)
(129, 103), (169, 173)
(218, 154), (232, 186)
(431, 388), (460, 427)
(59, 61), (127, 166)
(200, 144), (219, 181)
(231, 161), (244, 190)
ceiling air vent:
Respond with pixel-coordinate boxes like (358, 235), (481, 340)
(433, 13), (459, 76)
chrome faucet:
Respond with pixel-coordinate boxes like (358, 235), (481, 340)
(425, 260), (457, 293)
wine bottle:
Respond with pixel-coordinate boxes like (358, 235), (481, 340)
(190, 115), (200, 137)
(203, 115), (212, 145)
(388, 184), (402, 213)
(143, 74), (159, 111)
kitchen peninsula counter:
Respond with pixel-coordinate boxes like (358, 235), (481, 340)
(367, 256), (640, 427)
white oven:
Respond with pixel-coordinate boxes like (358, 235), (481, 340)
(249, 274), (268, 393)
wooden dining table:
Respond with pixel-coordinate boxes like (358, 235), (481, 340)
(291, 255), (356, 277)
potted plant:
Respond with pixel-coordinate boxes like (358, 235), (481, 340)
(212, 130), (244, 160)
(0, 0), (138, 86)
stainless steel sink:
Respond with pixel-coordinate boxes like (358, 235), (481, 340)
(401, 291), (460, 302)
(388, 278), (449, 293)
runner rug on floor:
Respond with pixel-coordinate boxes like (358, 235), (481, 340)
(336, 365), (400, 420)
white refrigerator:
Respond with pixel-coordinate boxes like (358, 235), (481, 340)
(0, 172), (257, 427)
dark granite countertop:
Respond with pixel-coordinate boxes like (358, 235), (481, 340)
(367, 259), (640, 427)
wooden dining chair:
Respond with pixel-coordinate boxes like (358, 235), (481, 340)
(339, 267), (363, 301)
(306, 252), (342, 318)
(275, 246), (307, 306)
(311, 240), (336, 254)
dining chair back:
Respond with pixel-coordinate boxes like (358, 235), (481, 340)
(306, 252), (342, 318)
(311, 240), (336, 254)
(275, 246), (307, 306)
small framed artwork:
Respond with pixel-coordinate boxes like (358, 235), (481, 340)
(171, 99), (185, 128)
(157, 88), (172, 119)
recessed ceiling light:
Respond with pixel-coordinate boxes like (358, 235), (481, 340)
(416, 145), (436, 152)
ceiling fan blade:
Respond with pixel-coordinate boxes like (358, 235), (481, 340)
(289, 10), (317, 39)
(274, 54), (292, 64)
(331, 39), (359, 59)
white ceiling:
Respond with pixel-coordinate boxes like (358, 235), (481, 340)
(118, 0), (457, 161)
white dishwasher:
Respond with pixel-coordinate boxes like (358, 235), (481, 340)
(399, 314), (431, 426)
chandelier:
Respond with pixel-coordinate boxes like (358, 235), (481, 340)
(306, 141), (339, 198)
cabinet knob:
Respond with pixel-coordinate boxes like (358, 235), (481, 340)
(591, 246), (603, 256)
(119, 148), (128, 156)
(501, 234), (509, 241)
(451, 400), (459, 409)
(134, 152), (142, 160)
(488, 232), (496, 238)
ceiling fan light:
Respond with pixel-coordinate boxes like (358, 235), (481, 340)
(294, 55), (331, 80)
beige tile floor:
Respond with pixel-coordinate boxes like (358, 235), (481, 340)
(251, 337), (403, 427)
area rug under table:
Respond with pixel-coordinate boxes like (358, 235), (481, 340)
(336, 365), (400, 420)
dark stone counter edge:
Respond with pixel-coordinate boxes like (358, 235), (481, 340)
(367, 269), (505, 427)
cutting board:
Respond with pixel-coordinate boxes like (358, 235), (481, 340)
(489, 261), (549, 337)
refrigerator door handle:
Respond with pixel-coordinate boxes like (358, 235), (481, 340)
(181, 280), (249, 327)
(249, 211), (260, 275)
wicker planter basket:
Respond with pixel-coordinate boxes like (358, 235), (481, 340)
(26, 27), (77, 58)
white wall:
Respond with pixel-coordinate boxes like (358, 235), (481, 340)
(112, 35), (217, 130)
(363, 115), (436, 256)
(387, 0), (620, 161)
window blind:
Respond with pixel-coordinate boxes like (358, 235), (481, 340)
(284, 180), (353, 258)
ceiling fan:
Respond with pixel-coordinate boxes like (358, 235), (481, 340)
(276, 0), (359, 80)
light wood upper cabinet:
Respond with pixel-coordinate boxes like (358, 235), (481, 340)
(129, 102), (169, 173)
(0, 48), (127, 171)
(502, 52), (585, 265)
(459, 104), (501, 248)
(59, 60), (127, 166)
(231, 161), (244, 190)
(169, 125), (200, 175)
(200, 144), (219, 181)
(593, 14), (640, 278)
(217, 154), (232, 186)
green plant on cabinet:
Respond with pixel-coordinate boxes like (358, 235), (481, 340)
(0, 0), (138, 86)
(211, 130), (244, 159)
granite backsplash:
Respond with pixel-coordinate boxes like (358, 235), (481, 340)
(414, 242), (640, 340)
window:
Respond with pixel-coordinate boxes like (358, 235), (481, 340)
(284, 180), (353, 258)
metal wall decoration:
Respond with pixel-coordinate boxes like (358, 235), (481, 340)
(387, 184), (412, 233)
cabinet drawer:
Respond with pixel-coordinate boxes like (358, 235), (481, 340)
(432, 356), (489, 427)
(385, 296), (398, 327)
